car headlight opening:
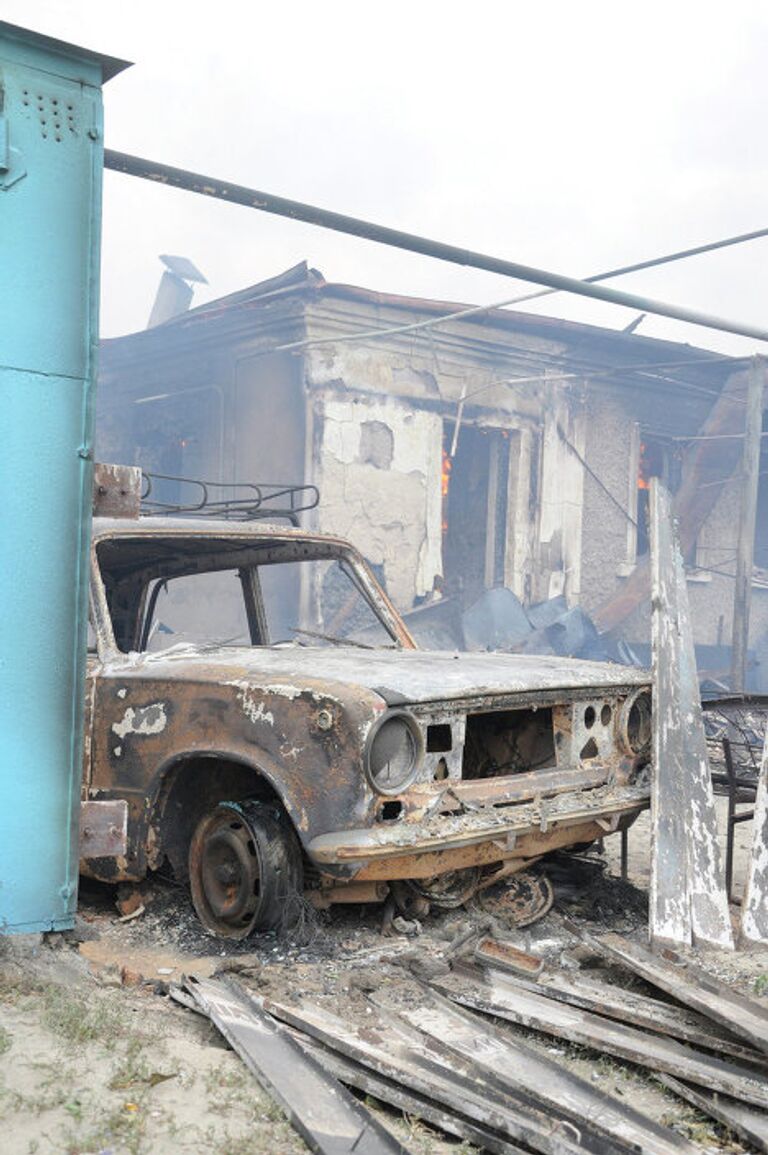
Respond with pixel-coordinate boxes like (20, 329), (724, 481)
(366, 711), (423, 795)
(620, 689), (652, 756)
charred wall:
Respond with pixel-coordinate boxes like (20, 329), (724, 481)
(578, 377), (768, 668)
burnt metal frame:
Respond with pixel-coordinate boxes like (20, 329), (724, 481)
(720, 736), (757, 904)
(88, 523), (415, 662)
(140, 472), (319, 524)
(620, 708), (763, 891)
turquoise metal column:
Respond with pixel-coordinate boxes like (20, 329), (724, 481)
(0, 25), (128, 933)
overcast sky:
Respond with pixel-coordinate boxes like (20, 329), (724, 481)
(6, 1), (768, 356)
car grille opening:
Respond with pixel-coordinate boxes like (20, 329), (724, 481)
(462, 707), (556, 780)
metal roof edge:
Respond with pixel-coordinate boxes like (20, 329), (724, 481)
(0, 21), (131, 83)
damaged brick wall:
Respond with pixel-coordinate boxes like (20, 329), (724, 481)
(578, 382), (768, 660)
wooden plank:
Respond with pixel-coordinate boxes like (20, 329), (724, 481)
(292, 1030), (528, 1155)
(433, 968), (768, 1108)
(649, 478), (733, 949)
(474, 938), (544, 976)
(659, 1074), (768, 1153)
(92, 461), (142, 518)
(741, 725), (768, 943)
(387, 986), (697, 1155)
(182, 976), (405, 1155)
(590, 932), (768, 1056)
(459, 960), (764, 1066)
(731, 360), (765, 691)
(253, 991), (589, 1155)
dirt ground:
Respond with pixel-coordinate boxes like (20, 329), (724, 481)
(2, 795), (767, 1155)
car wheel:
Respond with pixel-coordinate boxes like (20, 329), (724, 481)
(188, 800), (302, 939)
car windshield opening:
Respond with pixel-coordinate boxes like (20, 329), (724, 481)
(96, 537), (399, 653)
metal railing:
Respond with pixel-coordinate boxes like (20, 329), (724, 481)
(140, 473), (319, 525)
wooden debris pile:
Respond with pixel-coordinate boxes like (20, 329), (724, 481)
(173, 924), (768, 1154)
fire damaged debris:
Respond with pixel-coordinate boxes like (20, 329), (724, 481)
(463, 957), (766, 1065)
(384, 987), (698, 1155)
(649, 479), (732, 950)
(402, 586), (618, 665)
(435, 966), (768, 1108)
(586, 932), (768, 1057)
(236, 979), (699, 1155)
(182, 975), (407, 1155)
(81, 489), (655, 940)
(741, 725), (768, 944)
(461, 587), (534, 653)
(658, 1075), (768, 1154)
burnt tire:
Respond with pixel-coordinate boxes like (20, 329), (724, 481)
(188, 800), (302, 940)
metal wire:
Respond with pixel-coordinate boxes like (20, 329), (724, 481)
(276, 226), (768, 353)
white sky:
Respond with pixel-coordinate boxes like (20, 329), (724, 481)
(6, 1), (768, 355)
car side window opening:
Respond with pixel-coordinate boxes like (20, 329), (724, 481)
(144, 568), (252, 651)
(135, 554), (396, 653)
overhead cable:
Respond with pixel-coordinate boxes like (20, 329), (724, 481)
(447, 354), (753, 409)
(103, 149), (768, 345)
(275, 225), (768, 353)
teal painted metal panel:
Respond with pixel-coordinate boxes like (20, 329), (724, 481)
(0, 25), (129, 933)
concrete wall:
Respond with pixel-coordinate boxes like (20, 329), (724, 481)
(313, 393), (443, 607)
(303, 305), (554, 611)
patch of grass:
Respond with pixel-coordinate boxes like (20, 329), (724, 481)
(203, 1060), (248, 1094)
(41, 985), (130, 1048)
(64, 1099), (147, 1155)
(0, 971), (45, 1004)
(0, 1080), (69, 1118)
(0, 1083), (25, 1120)
(0, 1025), (11, 1055)
(108, 1036), (178, 1092)
(205, 1060), (253, 1116)
(754, 973), (768, 996)
(260, 1097), (288, 1124)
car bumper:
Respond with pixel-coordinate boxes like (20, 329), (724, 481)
(307, 780), (650, 866)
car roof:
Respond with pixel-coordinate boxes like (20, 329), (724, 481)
(91, 516), (351, 549)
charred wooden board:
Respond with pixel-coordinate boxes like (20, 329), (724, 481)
(741, 726), (768, 944)
(290, 1028), (528, 1155)
(659, 1074), (768, 1153)
(434, 968), (768, 1108)
(474, 937), (544, 976)
(649, 479), (732, 949)
(457, 960), (765, 1066)
(251, 990), (590, 1155)
(383, 985), (696, 1155)
(590, 932), (768, 1057)
(182, 976), (405, 1155)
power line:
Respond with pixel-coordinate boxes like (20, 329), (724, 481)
(668, 432), (768, 442)
(275, 225), (768, 353)
(104, 149), (768, 345)
(556, 424), (638, 528)
(448, 354), (753, 409)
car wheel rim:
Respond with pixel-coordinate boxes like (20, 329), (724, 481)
(192, 810), (261, 936)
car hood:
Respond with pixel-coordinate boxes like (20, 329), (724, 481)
(128, 644), (649, 707)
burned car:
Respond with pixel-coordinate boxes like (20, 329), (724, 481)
(83, 511), (652, 938)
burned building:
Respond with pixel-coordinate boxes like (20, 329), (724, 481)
(96, 262), (768, 687)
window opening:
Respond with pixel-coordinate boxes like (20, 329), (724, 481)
(143, 569), (251, 651)
(635, 433), (682, 557)
(442, 424), (511, 600)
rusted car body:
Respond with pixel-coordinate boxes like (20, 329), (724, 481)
(84, 516), (652, 937)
